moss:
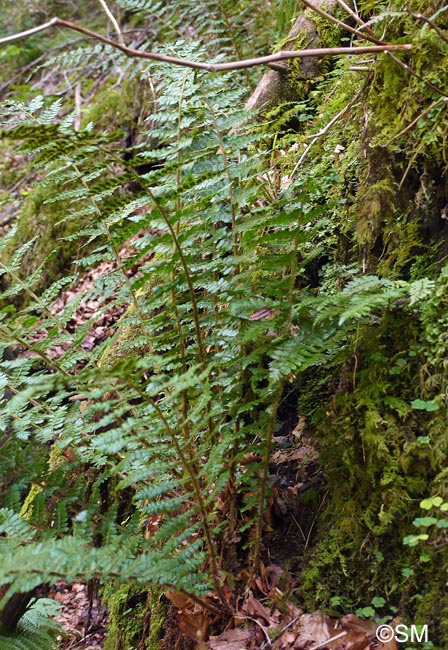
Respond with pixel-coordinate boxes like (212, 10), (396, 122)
(310, 5), (342, 50)
(19, 483), (43, 521)
(0, 185), (89, 306)
(81, 77), (149, 133)
(99, 281), (158, 369)
(99, 318), (150, 369)
(297, 310), (448, 645)
(145, 589), (167, 650)
(271, 11), (448, 640)
(414, 570), (448, 644)
(103, 584), (167, 650)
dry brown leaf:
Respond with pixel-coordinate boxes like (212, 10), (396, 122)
(249, 308), (280, 321)
(207, 627), (252, 649)
(254, 563), (284, 597)
(241, 594), (271, 623)
(165, 590), (191, 609)
(341, 615), (398, 650)
(297, 612), (337, 646)
(178, 610), (211, 642)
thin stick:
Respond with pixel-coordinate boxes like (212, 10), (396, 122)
(300, 0), (447, 98)
(291, 89), (362, 174)
(386, 51), (448, 97)
(387, 97), (448, 145)
(334, 0), (377, 38)
(308, 630), (347, 650)
(300, 0), (383, 45)
(97, 0), (125, 46)
(239, 615), (272, 646)
(74, 81), (82, 131)
(0, 16), (412, 73)
(271, 616), (302, 648)
(407, 8), (448, 46)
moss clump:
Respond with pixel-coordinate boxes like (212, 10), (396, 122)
(103, 584), (166, 650)
(297, 306), (448, 646)
(0, 185), (90, 306)
(81, 78), (149, 134)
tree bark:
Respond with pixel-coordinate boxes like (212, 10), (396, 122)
(0, 588), (34, 633)
(247, 0), (338, 111)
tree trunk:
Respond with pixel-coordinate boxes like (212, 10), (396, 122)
(0, 588), (34, 633)
(247, 0), (338, 111)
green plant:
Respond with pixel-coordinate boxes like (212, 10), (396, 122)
(404, 497), (448, 548)
(0, 42), (340, 611)
(0, 30), (427, 623)
(0, 598), (62, 650)
(1, 1), (448, 647)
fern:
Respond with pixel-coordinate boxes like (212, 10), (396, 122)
(0, 11), (433, 632)
(0, 599), (62, 650)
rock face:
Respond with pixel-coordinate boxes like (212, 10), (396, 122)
(246, 0), (337, 112)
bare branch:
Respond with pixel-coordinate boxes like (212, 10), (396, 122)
(300, 0), (447, 97)
(386, 51), (448, 97)
(0, 16), (411, 73)
(97, 0), (125, 46)
(291, 88), (363, 174)
(387, 97), (448, 145)
(334, 0), (377, 38)
(407, 7), (448, 46)
(300, 0), (383, 45)
(0, 17), (60, 44)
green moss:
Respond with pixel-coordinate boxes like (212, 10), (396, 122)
(0, 185), (89, 305)
(103, 584), (166, 650)
(99, 281), (159, 369)
(297, 309), (447, 645)
(310, 7), (342, 49)
(19, 483), (43, 521)
(99, 318), (150, 369)
(82, 78), (148, 133)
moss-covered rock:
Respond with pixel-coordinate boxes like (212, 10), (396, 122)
(297, 306), (448, 644)
(279, 4), (448, 636)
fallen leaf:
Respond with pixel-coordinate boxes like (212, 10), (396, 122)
(208, 627), (252, 649)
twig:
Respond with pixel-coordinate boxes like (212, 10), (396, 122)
(334, 0), (377, 38)
(398, 141), (425, 189)
(272, 616), (302, 647)
(300, 0), (383, 45)
(301, 0), (447, 97)
(407, 7), (448, 45)
(0, 17), (412, 73)
(74, 82), (82, 131)
(240, 615), (272, 646)
(308, 630), (347, 650)
(386, 51), (448, 97)
(291, 89), (362, 174)
(387, 97), (448, 145)
(97, 0), (125, 46)
(290, 513), (307, 541)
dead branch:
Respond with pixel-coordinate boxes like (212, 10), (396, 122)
(0, 16), (411, 73)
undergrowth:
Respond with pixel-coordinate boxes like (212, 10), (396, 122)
(0, 0), (447, 647)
